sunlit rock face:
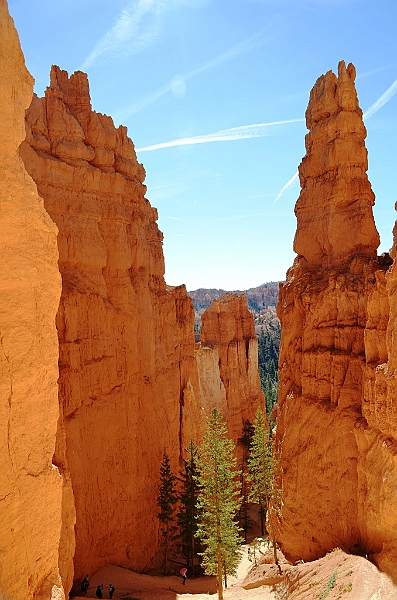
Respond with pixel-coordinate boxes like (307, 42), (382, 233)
(21, 64), (199, 584)
(20, 65), (264, 592)
(200, 293), (265, 443)
(0, 1), (64, 598)
(276, 60), (397, 581)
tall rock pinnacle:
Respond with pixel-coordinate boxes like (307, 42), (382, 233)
(294, 60), (380, 269)
(276, 61), (386, 566)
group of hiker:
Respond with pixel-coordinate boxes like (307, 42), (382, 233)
(80, 575), (115, 598)
(80, 567), (188, 598)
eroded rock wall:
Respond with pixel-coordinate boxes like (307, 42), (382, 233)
(20, 65), (264, 592)
(200, 293), (264, 444)
(20, 65), (198, 583)
(0, 1), (64, 598)
(276, 60), (397, 580)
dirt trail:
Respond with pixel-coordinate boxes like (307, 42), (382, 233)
(72, 546), (397, 600)
(72, 544), (275, 600)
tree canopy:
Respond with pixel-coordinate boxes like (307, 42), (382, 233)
(195, 408), (242, 600)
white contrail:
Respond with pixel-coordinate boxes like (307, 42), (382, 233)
(273, 171), (299, 203)
(81, 0), (165, 69)
(273, 77), (397, 203)
(136, 119), (304, 152)
(364, 78), (397, 119)
(115, 29), (267, 119)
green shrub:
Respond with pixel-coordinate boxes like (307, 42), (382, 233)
(318, 571), (337, 600)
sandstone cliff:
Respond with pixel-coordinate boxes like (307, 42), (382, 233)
(0, 1), (64, 598)
(20, 65), (200, 584)
(18, 62), (263, 593)
(200, 293), (264, 443)
(276, 61), (397, 580)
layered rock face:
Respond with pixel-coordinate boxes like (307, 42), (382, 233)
(20, 65), (199, 583)
(199, 293), (264, 444)
(276, 61), (397, 579)
(0, 1), (64, 598)
(19, 64), (263, 592)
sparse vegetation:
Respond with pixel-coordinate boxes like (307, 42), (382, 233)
(318, 571), (338, 599)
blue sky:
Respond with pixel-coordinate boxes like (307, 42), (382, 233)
(9, 0), (397, 291)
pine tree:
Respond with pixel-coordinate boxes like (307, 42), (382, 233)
(246, 406), (282, 570)
(157, 453), (178, 575)
(246, 406), (272, 535)
(238, 420), (254, 542)
(177, 440), (201, 576)
(195, 408), (243, 600)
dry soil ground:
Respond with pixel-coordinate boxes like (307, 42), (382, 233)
(71, 545), (397, 600)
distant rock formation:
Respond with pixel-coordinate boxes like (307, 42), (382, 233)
(200, 294), (264, 439)
(16, 59), (263, 595)
(189, 282), (279, 312)
(276, 61), (397, 581)
(0, 1), (63, 598)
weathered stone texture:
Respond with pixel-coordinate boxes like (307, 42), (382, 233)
(19, 64), (264, 593)
(276, 60), (397, 581)
(0, 1), (64, 598)
(200, 293), (264, 444)
(20, 65), (198, 583)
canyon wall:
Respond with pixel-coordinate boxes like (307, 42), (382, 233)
(18, 63), (263, 592)
(200, 293), (264, 444)
(0, 1), (64, 598)
(20, 65), (200, 584)
(276, 60), (397, 579)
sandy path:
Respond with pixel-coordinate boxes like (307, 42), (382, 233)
(72, 545), (275, 600)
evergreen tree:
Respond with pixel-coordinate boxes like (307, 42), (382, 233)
(237, 420), (254, 542)
(157, 453), (178, 575)
(177, 440), (201, 576)
(257, 325), (280, 414)
(195, 408), (243, 600)
(246, 406), (272, 536)
(246, 406), (282, 570)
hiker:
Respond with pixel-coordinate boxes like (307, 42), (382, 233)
(180, 567), (188, 585)
(81, 575), (89, 595)
(95, 583), (103, 599)
(247, 547), (252, 562)
(108, 583), (115, 598)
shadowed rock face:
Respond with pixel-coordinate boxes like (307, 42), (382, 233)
(0, 1), (63, 598)
(19, 65), (263, 592)
(276, 61), (397, 581)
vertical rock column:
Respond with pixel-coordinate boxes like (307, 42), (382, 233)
(199, 293), (264, 445)
(0, 1), (63, 598)
(360, 238), (397, 575)
(21, 66), (198, 585)
(276, 61), (381, 561)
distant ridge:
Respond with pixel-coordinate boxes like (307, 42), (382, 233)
(188, 282), (280, 312)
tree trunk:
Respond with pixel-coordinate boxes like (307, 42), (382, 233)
(260, 505), (264, 536)
(269, 510), (281, 574)
(223, 562), (227, 588)
(217, 542), (223, 600)
(192, 533), (195, 577)
(163, 521), (168, 576)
